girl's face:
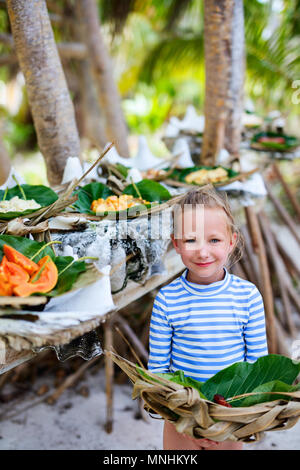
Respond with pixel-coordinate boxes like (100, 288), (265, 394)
(171, 206), (237, 285)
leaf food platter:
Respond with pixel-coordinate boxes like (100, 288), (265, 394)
(108, 352), (300, 443)
(251, 131), (300, 152)
(0, 184), (58, 221)
(0, 235), (98, 308)
(168, 165), (240, 187)
(73, 180), (172, 218)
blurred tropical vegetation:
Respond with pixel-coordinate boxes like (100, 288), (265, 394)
(0, 0), (299, 183)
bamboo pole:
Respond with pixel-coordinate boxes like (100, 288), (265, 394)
(240, 226), (261, 286)
(264, 180), (300, 245)
(104, 319), (114, 433)
(239, 256), (257, 285)
(258, 211), (296, 337)
(46, 355), (100, 405)
(272, 163), (300, 222)
(274, 236), (300, 279)
(244, 207), (277, 353)
(113, 313), (149, 363)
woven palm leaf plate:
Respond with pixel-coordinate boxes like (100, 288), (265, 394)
(107, 351), (300, 443)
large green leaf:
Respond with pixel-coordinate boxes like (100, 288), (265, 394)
(0, 235), (87, 298)
(123, 179), (172, 202)
(47, 256), (87, 297)
(238, 380), (300, 407)
(156, 370), (207, 399)
(0, 184), (58, 220)
(0, 234), (55, 262)
(73, 182), (114, 215)
(201, 354), (300, 405)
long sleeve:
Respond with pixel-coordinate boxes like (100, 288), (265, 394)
(147, 290), (173, 373)
(244, 286), (269, 362)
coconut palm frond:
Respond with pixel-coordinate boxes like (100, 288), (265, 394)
(100, 0), (135, 35)
(139, 34), (204, 83)
(163, 0), (193, 31)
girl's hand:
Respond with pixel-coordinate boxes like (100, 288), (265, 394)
(199, 438), (223, 449)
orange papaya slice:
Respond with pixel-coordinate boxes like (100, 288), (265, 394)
(0, 255), (29, 286)
(0, 271), (13, 296)
(13, 255), (58, 297)
(3, 244), (39, 276)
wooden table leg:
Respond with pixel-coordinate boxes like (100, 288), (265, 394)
(104, 319), (114, 433)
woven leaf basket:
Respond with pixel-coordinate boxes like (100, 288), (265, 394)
(107, 351), (300, 443)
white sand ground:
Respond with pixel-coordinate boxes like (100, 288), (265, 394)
(0, 366), (299, 451)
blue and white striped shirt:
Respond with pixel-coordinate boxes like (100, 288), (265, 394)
(148, 268), (268, 382)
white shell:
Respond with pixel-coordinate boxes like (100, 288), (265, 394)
(132, 136), (166, 170)
(126, 168), (143, 183)
(172, 138), (194, 168)
(61, 157), (83, 184)
(215, 148), (231, 165)
(180, 105), (205, 133)
(0, 167), (25, 190)
(102, 143), (133, 167)
(164, 116), (182, 137)
(82, 161), (101, 181)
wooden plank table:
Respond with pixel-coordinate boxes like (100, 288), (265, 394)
(0, 248), (185, 375)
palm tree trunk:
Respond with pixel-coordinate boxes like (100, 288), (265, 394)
(74, 3), (107, 150)
(6, 0), (81, 186)
(78, 0), (130, 158)
(0, 129), (11, 186)
(201, 0), (245, 165)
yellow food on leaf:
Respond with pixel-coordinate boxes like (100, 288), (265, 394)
(91, 194), (150, 214)
(185, 167), (228, 185)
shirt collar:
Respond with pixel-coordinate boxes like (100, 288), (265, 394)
(180, 268), (231, 296)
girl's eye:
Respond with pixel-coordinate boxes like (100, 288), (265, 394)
(210, 238), (220, 243)
(184, 239), (195, 243)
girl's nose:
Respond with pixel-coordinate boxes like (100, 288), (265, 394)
(194, 241), (209, 256)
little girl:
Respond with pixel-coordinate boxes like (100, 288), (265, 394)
(148, 186), (268, 450)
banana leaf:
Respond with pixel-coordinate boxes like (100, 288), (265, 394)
(115, 163), (130, 178)
(0, 235), (89, 298)
(201, 354), (300, 406)
(251, 132), (300, 151)
(73, 179), (171, 217)
(169, 166), (239, 185)
(72, 182), (114, 215)
(238, 380), (300, 407)
(144, 355), (300, 407)
(0, 184), (58, 220)
(123, 179), (172, 203)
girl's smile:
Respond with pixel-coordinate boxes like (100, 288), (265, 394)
(171, 206), (237, 285)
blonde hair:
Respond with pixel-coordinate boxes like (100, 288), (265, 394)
(173, 185), (244, 268)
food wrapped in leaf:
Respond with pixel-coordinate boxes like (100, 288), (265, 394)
(0, 184), (58, 220)
(184, 167), (228, 185)
(91, 194), (151, 215)
(73, 180), (172, 217)
(251, 132), (300, 151)
(170, 166), (239, 186)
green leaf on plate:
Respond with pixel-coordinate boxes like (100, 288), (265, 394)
(201, 354), (300, 406)
(0, 234), (55, 262)
(237, 380), (300, 407)
(251, 132), (300, 151)
(0, 184), (58, 220)
(175, 166), (239, 185)
(47, 256), (87, 296)
(73, 182), (114, 214)
(123, 179), (172, 203)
